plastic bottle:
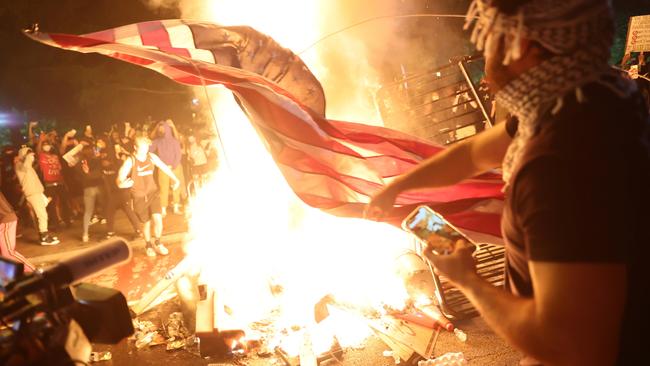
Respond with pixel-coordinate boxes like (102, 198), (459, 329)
(299, 329), (318, 366)
(454, 328), (467, 342)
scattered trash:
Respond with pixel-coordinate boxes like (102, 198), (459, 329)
(256, 345), (273, 358)
(132, 319), (157, 333)
(89, 351), (112, 362)
(163, 312), (194, 351)
(383, 349), (401, 364)
(131, 319), (165, 349)
(453, 328), (467, 343)
(134, 331), (156, 349)
(418, 352), (467, 365)
(165, 312), (191, 339)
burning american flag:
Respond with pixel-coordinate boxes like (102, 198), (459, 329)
(25, 19), (504, 238)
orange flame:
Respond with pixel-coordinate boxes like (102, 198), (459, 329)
(182, 0), (413, 353)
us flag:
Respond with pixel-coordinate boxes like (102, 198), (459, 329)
(25, 20), (505, 240)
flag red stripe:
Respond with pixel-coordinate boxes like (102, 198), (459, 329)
(138, 21), (171, 48)
(275, 145), (503, 203)
(49, 33), (109, 48)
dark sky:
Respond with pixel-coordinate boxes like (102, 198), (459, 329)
(0, 0), (192, 132)
(0, 0), (648, 135)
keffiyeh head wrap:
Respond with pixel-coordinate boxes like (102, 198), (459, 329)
(464, 0), (636, 184)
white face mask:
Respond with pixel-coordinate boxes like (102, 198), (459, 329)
(43, 145), (52, 152)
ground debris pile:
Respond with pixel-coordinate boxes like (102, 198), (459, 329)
(164, 311), (196, 351)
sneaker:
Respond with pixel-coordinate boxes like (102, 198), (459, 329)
(106, 232), (115, 239)
(153, 239), (169, 256)
(145, 245), (157, 257)
(82, 234), (89, 243)
(161, 207), (167, 217)
(40, 233), (60, 246)
(173, 204), (182, 215)
(100, 218), (107, 224)
(89, 216), (100, 225)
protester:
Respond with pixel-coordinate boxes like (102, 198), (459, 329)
(150, 119), (185, 215)
(14, 147), (59, 245)
(1, 147), (22, 216)
(0, 191), (35, 272)
(186, 133), (210, 188)
(100, 148), (141, 239)
(59, 129), (83, 219)
(117, 135), (180, 257)
(77, 144), (103, 243)
(367, 0), (649, 364)
(36, 132), (68, 227)
(82, 124), (95, 144)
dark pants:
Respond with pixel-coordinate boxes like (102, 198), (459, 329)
(105, 188), (140, 233)
(44, 183), (71, 223)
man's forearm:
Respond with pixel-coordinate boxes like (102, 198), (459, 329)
(456, 275), (565, 364)
(393, 142), (480, 193)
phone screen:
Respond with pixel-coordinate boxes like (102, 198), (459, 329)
(403, 206), (465, 255)
(0, 258), (24, 292)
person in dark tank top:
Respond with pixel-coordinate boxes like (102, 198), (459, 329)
(117, 135), (180, 258)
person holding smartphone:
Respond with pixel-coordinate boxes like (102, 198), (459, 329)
(366, 1), (649, 364)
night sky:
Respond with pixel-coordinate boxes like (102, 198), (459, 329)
(0, 0), (192, 134)
(0, 0), (648, 141)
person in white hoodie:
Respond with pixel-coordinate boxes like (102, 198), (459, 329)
(14, 147), (59, 245)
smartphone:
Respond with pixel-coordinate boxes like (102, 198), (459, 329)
(0, 257), (24, 293)
(402, 205), (472, 255)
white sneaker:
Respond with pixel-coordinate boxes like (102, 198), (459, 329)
(161, 207), (167, 217)
(145, 245), (157, 257)
(154, 241), (169, 256)
(40, 233), (60, 246)
(82, 234), (89, 243)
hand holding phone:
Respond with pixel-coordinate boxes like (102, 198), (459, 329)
(402, 206), (474, 255)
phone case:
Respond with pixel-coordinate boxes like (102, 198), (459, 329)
(401, 205), (473, 255)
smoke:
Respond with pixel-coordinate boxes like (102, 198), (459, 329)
(311, 1), (471, 123)
(141, 0), (471, 125)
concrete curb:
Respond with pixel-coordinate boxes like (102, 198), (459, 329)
(29, 231), (189, 264)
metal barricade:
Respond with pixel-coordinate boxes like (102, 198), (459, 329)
(377, 55), (493, 146)
(385, 56), (505, 320)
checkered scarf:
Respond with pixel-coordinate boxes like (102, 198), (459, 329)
(464, 0), (636, 184)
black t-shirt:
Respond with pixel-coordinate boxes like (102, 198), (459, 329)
(502, 83), (650, 364)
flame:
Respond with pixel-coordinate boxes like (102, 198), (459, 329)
(183, 0), (413, 354)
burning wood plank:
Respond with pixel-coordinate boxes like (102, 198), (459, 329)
(130, 257), (193, 316)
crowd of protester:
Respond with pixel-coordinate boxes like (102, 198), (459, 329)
(0, 119), (218, 265)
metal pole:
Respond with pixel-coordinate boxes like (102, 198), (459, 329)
(457, 60), (493, 128)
